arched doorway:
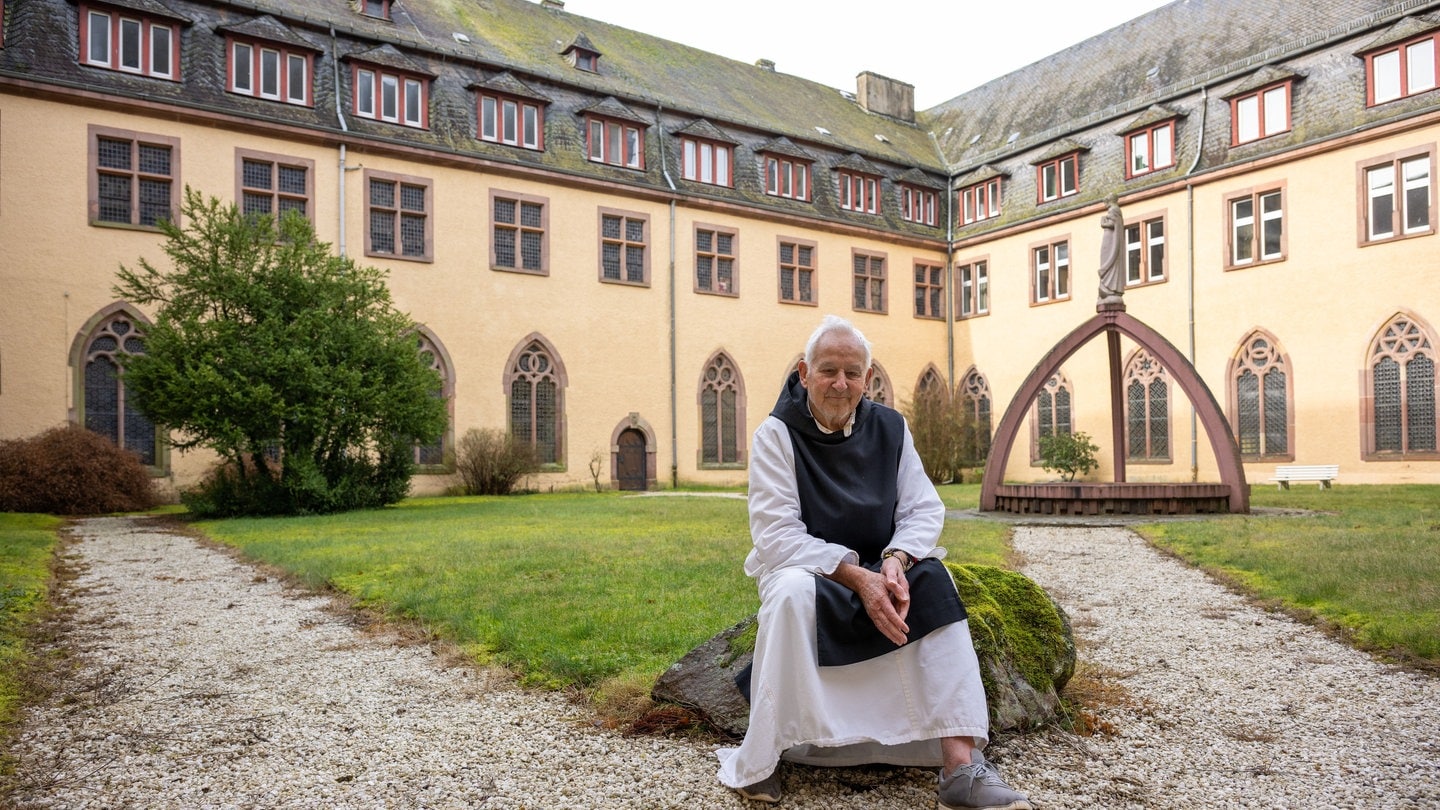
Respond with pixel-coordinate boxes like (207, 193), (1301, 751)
(616, 428), (648, 491)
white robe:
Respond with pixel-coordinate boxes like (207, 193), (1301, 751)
(715, 416), (991, 789)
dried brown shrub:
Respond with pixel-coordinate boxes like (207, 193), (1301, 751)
(0, 425), (158, 515)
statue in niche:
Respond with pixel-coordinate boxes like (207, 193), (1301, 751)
(1097, 196), (1125, 307)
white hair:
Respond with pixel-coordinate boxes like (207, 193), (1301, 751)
(803, 314), (872, 369)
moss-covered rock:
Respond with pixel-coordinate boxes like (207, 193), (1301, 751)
(651, 566), (1074, 736)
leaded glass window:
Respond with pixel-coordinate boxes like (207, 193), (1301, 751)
(413, 332), (450, 467)
(1125, 350), (1170, 461)
(82, 314), (158, 466)
(508, 339), (563, 465)
(960, 368), (992, 459)
(700, 353), (743, 466)
(1368, 315), (1437, 456)
(1232, 333), (1290, 459)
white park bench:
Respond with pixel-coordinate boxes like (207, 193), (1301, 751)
(1269, 464), (1339, 490)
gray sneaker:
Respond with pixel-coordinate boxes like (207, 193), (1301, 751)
(937, 749), (1032, 810)
(735, 770), (782, 804)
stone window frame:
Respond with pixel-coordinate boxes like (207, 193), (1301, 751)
(363, 169), (433, 262)
(1224, 183), (1286, 270)
(957, 257), (990, 319)
(913, 260), (945, 320)
(694, 223), (738, 297)
(1357, 144), (1435, 246)
(1360, 312), (1439, 461)
(88, 124), (180, 230)
(851, 248), (887, 314)
(1029, 235), (1071, 305)
(504, 334), (567, 469)
(236, 148), (315, 225)
(1030, 371), (1075, 465)
(1226, 329), (1295, 463)
(1123, 348), (1173, 464)
(698, 350), (746, 469)
(69, 302), (168, 475)
(777, 237), (817, 306)
(597, 207), (650, 287)
(490, 189), (549, 275)
(412, 326), (455, 473)
(1124, 210), (1168, 287)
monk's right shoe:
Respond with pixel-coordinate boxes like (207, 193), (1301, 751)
(937, 749), (1032, 810)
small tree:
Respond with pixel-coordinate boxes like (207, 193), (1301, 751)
(114, 188), (447, 516)
(587, 447), (606, 492)
(454, 428), (539, 495)
(1037, 430), (1100, 482)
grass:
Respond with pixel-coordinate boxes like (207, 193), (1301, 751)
(196, 485), (1014, 703)
(0, 513), (62, 732)
(1136, 484), (1440, 669)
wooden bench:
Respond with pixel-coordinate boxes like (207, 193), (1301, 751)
(1269, 464), (1339, 490)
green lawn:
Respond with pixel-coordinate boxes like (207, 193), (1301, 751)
(196, 486), (1013, 699)
(0, 513), (62, 730)
(1137, 484), (1440, 669)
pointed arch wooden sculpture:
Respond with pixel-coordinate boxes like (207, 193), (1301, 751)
(979, 307), (1249, 514)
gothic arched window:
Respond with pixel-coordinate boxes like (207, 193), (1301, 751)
(1032, 372), (1074, 462)
(959, 367), (993, 459)
(506, 336), (565, 465)
(1124, 349), (1170, 462)
(79, 309), (160, 466)
(413, 329), (453, 468)
(1365, 314), (1437, 458)
(1230, 330), (1292, 460)
(700, 351), (745, 466)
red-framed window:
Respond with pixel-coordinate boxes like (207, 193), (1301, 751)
(901, 185), (937, 226)
(362, 0), (391, 20)
(1364, 30), (1439, 106)
(1360, 148), (1435, 244)
(586, 115), (644, 169)
(353, 64), (428, 128)
(838, 170), (879, 214)
(764, 154), (811, 201)
(1230, 82), (1291, 145)
(228, 38), (313, 106)
(479, 92), (544, 150)
(1126, 121), (1175, 177)
(1226, 186), (1285, 268)
(1036, 154), (1078, 203)
(961, 177), (1001, 224)
(80, 5), (180, 80)
(1124, 214), (1167, 285)
(957, 258), (989, 319)
(682, 137), (732, 187)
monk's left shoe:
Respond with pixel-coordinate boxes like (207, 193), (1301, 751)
(937, 749), (1031, 810)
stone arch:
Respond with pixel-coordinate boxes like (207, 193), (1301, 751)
(411, 324), (455, 469)
(980, 309), (1247, 512)
(1360, 310), (1437, 459)
(915, 363), (946, 398)
(69, 301), (166, 470)
(867, 360), (893, 405)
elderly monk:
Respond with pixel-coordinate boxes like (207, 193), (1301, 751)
(716, 315), (1031, 810)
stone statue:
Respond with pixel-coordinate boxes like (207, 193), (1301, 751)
(1097, 197), (1125, 307)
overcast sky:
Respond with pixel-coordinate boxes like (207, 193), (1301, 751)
(562, 0), (1173, 109)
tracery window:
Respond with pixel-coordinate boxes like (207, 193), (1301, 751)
(1365, 314), (1437, 459)
(916, 366), (945, 398)
(1230, 331), (1292, 460)
(413, 330), (452, 469)
(1032, 372), (1074, 462)
(867, 362), (893, 406)
(1124, 349), (1170, 462)
(700, 352), (744, 467)
(507, 337), (564, 466)
(79, 311), (160, 467)
(959, 367), (993, 459)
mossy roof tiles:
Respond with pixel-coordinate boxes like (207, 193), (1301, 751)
(216, 15), (321, 51)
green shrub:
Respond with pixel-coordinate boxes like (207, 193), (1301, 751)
(182, 436), (415, 517)
(0, 425), (158, 515)
(454, 428), (538, 495)
(1037, 430), (1100, 481)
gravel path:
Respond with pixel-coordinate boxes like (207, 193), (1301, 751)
(7, 516), (1438, 809)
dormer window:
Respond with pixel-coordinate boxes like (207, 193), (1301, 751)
(480, 93), (544, 150)
(562, 34), (601, 73)
(958, 169), (1004, 225)
(838, 169), (880, 214)
(1126, 120), (1175, 177)
(682, 137), (732, 187)
(362, 0), (391, 20)
(1363, 28), (1439, 105)
(348, 46), (433, 129)
(765, 154), (810, 201)
(228, 40), (314, 106)
(1230, 83), (1291, 144)
(80, 3), (182, 81)
(901, 184), (937, 226)
(586, 115), (643, 168)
